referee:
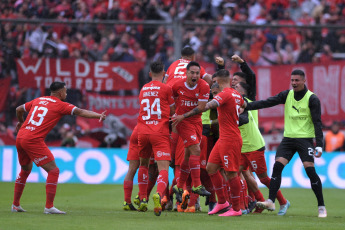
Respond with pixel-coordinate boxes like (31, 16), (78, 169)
(245, 69), (326, 218)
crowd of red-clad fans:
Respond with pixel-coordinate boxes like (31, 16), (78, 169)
(1, 0), (345, 148)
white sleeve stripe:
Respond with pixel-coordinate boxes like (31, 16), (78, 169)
(170, 103), (175, 107)
(23, 104), (27, 112)
(71, 107), (77, 115)
(198, 99), (208, 102)
(201, 73), (207, 78)
(214, 100), (220, 106)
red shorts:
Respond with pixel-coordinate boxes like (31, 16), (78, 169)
(16, 138), (54, 167)
(240, 150), (267, 175)
(175, 136), (185, 166)
(138, 134), (171, 161)
(208, 139), (242, 172)
(176, 121), (202, 148)
(200, 135), (208, 169)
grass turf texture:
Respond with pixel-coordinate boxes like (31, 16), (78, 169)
(0, 183), (344, 230)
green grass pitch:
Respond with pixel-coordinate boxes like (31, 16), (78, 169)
(0, 182), (344, 230)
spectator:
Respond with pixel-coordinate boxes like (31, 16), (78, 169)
(324, 121), (345, 152)
(256, 43), (279, 66)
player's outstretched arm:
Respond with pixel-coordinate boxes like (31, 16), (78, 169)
(73, 108), (107, 122)
(15, 105), (25, 133)
(172, 100), (208, 126)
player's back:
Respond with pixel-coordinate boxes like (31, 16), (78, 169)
(213, 88), (243, 139)
(138, 81), (174, 134)
(17, 96), (76, 140)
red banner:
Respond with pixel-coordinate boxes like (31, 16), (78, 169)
(84, 93), (140, 130)
(16, 58), (144, 92)
(252, 61), (345, 124)
(0, 78), (11, 112)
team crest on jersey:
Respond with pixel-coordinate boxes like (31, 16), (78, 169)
(201, 160), (206, 166)
(195, 93), (199, 97)
(190, 135), (197, 141)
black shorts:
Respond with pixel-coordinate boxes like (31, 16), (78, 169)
(276, 137), (315, 163)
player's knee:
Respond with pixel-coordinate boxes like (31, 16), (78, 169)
(272, 161), (285, 174)
(305, 167), (319, 180)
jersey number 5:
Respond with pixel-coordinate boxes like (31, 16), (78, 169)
(28, 106), (48, 126)
(141, 98), (162, 120)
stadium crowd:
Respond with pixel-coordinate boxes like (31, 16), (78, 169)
(1, 0), (345, 147)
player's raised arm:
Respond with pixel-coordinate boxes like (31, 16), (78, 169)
(73, 108), (107, 122)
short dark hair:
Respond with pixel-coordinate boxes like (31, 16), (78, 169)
(211, 82), (220, 89)
(186, 61), (200, 70)
(181, 46), (195, 57)
(50, 82), (66, 92)
(213, 69), (230, 78)
(237, 82), (250, 96)
(233, 72), (247, 81)
(291, 69), (305, 79)
(150, 61), (164, 74)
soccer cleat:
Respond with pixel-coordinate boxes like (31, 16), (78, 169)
(138, 198), (148, 212)
(184, 206), (195, 213)
(205, 196), (210, 206)
(172, 185), (183, 203)
(256, 199), (275, 211)
(181, 190), (190, 210)
(173, 202), (179, 211)
(208, 202), (217, 213)
(219, 208), (242, 217)
(153, 193), (162, 216)
(247, 200), (257, 213)
(241, 209), (249, 215)
(277, 200), (290, 216)
(208, 201), (231, 215)
(123, 202), (137, 211)
(133, 195), (140, 207)
(161, 196), (168, 211)
(318, 206), (327, 218)
(44, 207), (66, 214)
(11, 204), (26, 212)
(192, 185), (211, 197)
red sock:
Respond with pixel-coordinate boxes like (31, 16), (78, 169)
(254, 189), (265, 202)
(209, 171), (227, 204)
(13, 169), (31, 206)
(240, 179), (245, 210)
(170, 132), (179, 160)
(138, 166), (149, 200)
(227, 181), (231, 204)
(186, 175), (192, 193)
(243, 180), (248, 208)
(248, 188), (255, 201)
(163, 181), (169, 198)
(188, 193), (198, 207)
(229, 176), (241, 211)
(177, 159), (190, 188)
(156, 170), (169, 197)
(189, 155), (201, 188)
(46, 168), (59, 208)
(147, 175), (157, 197)
(201, 168), (216, 203)
(123, 180), (133, 203)
(260, 177), (287, 205)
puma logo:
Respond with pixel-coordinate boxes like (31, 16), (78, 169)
(312, 181), (319, 186)
(292, 106), (299, 113)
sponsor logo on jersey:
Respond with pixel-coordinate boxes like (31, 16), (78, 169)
(39, 101), (49, 105)
(215, 96), (222, 101)
(39, 97), (57, 102)
(157, 151), (170, 157)
(142, 86), (161, 90)
(143, 91), (158, 97)
(34, 156), (48, 164)
(181, 100), (198, 107)
(232, 93), (241, 99)
(179, 90), (185, 95)
(191, 135), (197, 141)
(235, 99), (241, 104)
(203, 93), (210, 98)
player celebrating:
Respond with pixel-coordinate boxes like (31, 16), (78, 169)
(171, 61), (211, 208)
(245, 69), (326, 218)
(12, 82), (106, 214)
(136, 61), (175, 216)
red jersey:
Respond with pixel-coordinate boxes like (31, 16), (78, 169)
(17, 96), (77, 140)
(213, 88), (244, 140)
(138, 80), (175, 134)
(165, 59), (207, 86)
(172, 79), (210, 124)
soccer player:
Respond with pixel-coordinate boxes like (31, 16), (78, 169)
(171, 61), (211, 208)
(174, 69), (246, 216)
(245, 69), (326, 218)
(12, 82), (106, 214)
(235, 82), (290, 215)
(136, 61), (175, 216)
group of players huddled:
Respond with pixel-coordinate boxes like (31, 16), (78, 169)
(123, 46), (295, 217)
